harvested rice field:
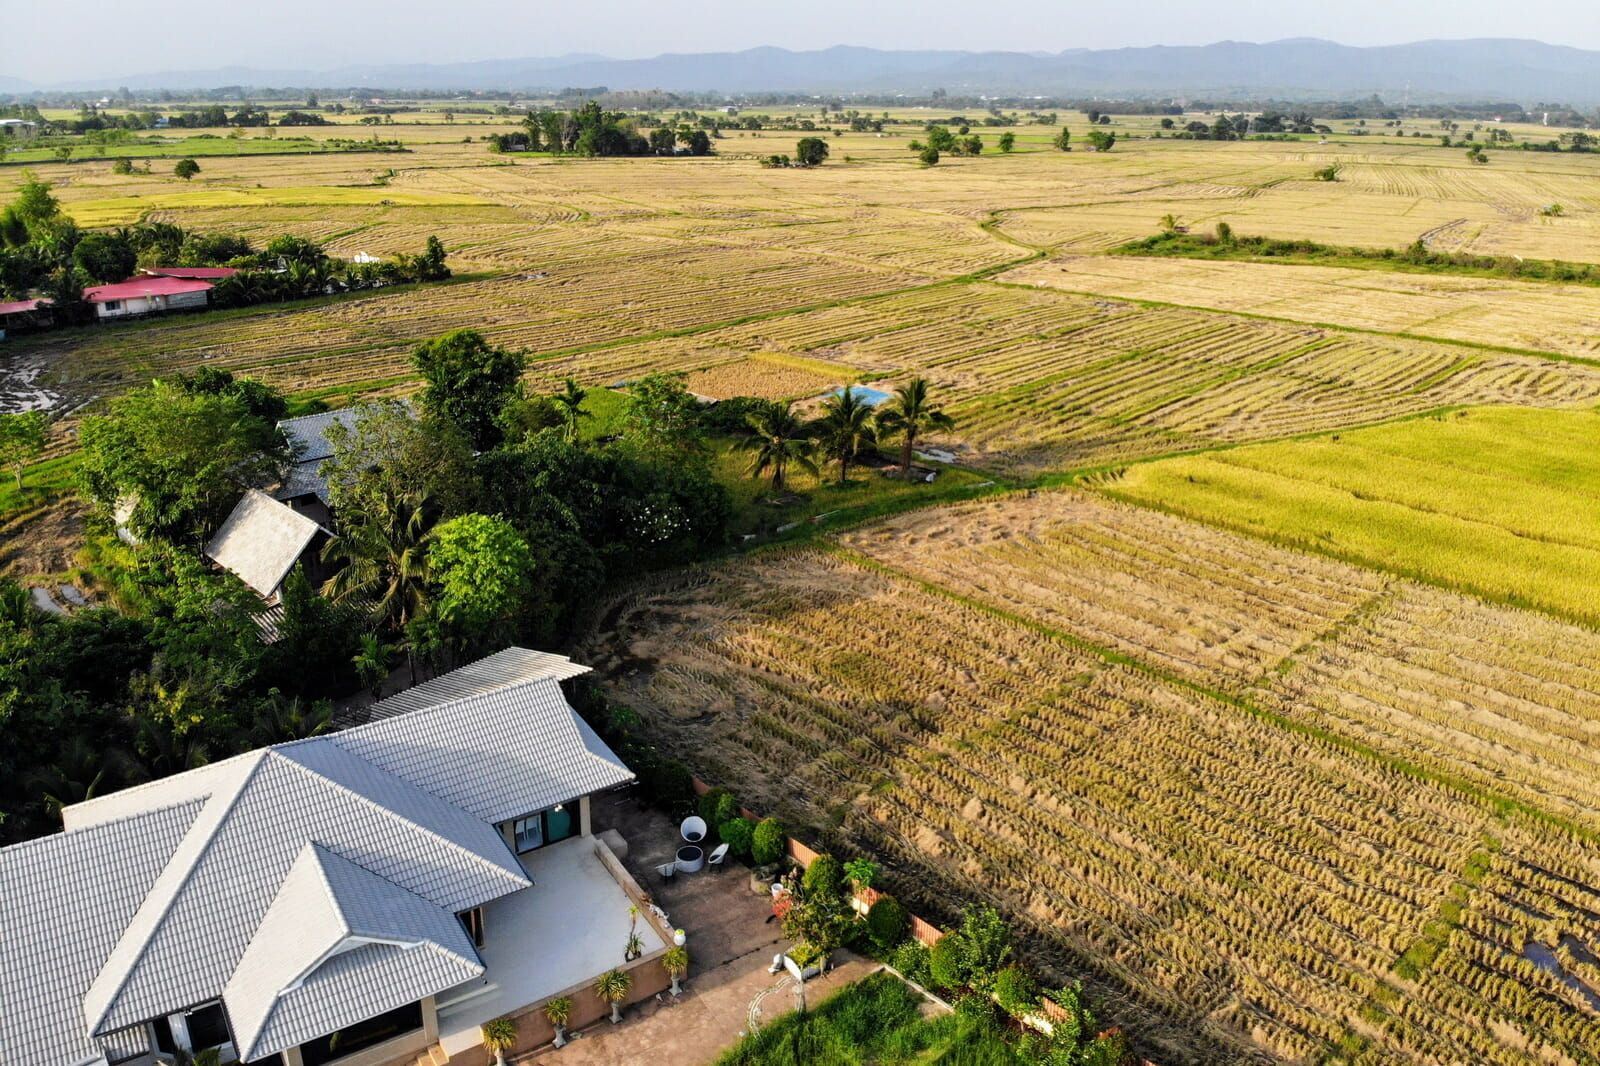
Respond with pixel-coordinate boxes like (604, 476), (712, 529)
(586, 488), (1600, 1064)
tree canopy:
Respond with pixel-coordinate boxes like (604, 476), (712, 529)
(411, 329), (527, 450)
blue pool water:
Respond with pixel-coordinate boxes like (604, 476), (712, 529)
(827, 385), (892, 407)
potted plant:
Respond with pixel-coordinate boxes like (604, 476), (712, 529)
(543, 996), (572, 1048)
(595, 968), (631, 1024)
(624, 905), (644, 961)
(480, 1017), (517, 1066)
(662, 945), (689, 996)
(783, 940), (827, 981)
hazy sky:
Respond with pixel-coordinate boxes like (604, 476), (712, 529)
(6, 0), (1595, 84)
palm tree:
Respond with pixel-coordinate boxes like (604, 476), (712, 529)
(250, 689), (333, 746)
(738, 403), (817, 492)
(32, 735), (135, 820)
(552, 378), (591, 443)
(479, 1017), (517, 1066)
(352, 632), (394, 700)
(813, 387), (878, 485)
(595, 968), (631, 1024)
(321, 488), (437, 680)
(874, 377), (955, 479)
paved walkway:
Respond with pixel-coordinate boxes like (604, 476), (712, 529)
(521, 954), (879, 1065)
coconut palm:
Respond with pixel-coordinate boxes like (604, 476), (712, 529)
(662, 946), (689, 997)
(738, 403), (817, 492)
(321, 488), (438, 681)
(874, 377), (955, 479)
(544, 996), (573, 1048)
(321, 488), (436, 636)
(595, 968), (631, 1024)
(480, 1017), (517, 1066)
(552, 378), (591, 443)
(250, 689), (334, 746)
(813, 387), (878, 485)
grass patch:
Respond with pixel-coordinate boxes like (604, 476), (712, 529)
(0, 454), (79, 519)
(713, 442), (995, 540)
(714, 970), (1014, 1065)
(1115, 230), (1600, 286)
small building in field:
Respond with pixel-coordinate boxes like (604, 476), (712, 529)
(0, 118), (39, 139)
(141, 266), (240, 281)
(0, 296), (53, 337)
(83, 276), (213, 320)
(273, 407), (371, 527)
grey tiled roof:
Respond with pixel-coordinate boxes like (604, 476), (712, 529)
(226, 844), (483, 1061)
(0, 801), (203, 1066)
(334, 678), (633, 825)
(204, 490), (326, 600)
(356, 647), (592, 724)
(84, 745), (526, 1037)
(0, 648), (621, 1066)
(278, 408), (365, 465)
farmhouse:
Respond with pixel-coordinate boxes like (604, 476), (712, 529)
(0, 295), (53, 336)
(0, 118), (39, 138)
(0, 648), (658, 1066)
(83, 276), (214, 320)
(274, 408), (369, 525)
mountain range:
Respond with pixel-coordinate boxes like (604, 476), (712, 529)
(14, 39), (1600, 103)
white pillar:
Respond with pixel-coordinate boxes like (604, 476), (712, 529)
(579, 795), (592, 837)
(168, 1013), (193, 1053)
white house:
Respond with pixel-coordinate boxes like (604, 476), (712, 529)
(83, 276), (214, 320)
(0, 118), (39, 139)
(0, 649), (658, 1066)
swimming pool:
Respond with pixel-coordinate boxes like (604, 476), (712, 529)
(826, 385), (893, 407)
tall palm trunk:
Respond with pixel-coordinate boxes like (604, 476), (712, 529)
(899, 432), (915, 477)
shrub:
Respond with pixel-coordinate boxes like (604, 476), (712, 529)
(928, 935), (972, 992)
(802, 853), (845, 903)
(698, 786), (732, 827)
(844, 857), (879, 890)
(866, 896), (910, 954)
(719, 817), (754, 857)
(958, 904), (1014, 991)
(891, 940), (932, 986)
(752, 817), (786, 866)
(993, 966), (1038, 1017)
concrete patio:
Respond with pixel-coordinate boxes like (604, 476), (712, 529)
(507, 791), (876, 1064)
(436, 835), (667, 1058)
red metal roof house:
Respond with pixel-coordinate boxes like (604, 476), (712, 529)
(82, 276), (214, 320)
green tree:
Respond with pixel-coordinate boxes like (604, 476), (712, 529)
(924, 125), (956, 152)
(814, 388), (878, 484)
(320, 489), (437, 677)
(0, 174), (61, 247)
(173, 157), (200, 180)
(1086, 129), (1116, 151)
(998, 132), (1015, 152)
(73, 231), (136, 283)
(78, 380), (286, 542)
(1053, 127), (1072, 151)
(918, 145), (940, 166)
(411, 329), (526, 451)
(874, 377), (954, 478)
(319, 403), (478, 520)
(621, 372), (705, 459)
(551, 378), (591, 443)
(0, 411), (48, 490)
(429, 513), (535, 652)
(795, 136), (830, 166)
(738, 403), (816, 492)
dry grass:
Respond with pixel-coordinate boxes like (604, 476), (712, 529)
(583, 525), (1600, 1065)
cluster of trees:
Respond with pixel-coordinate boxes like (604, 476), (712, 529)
(1123, 222), (1600, 285)
(0, 178), (450, 315)
(9, 334), (740, 840)
(735, 378), (954, 492)
(487, 101), (714, 157)
(910, 125), (985, 162)
(760, 137), (831, 168)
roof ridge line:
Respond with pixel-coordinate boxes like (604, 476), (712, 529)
(85, 751), (270, 1035)
(361, 668), (583, 725)
(278, 745), (529, 895)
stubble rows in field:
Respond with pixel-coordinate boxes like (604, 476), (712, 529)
(585, 534), (1600, 1065)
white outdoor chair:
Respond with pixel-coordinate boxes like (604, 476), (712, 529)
(656, 861), (677, 882)
(707, 843), (730, 872)
(680, 816), (707, 843)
